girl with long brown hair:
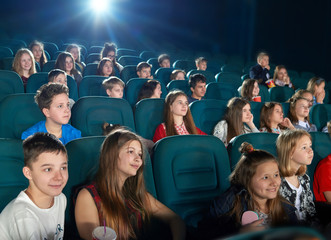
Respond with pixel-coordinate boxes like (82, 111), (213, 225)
(199, 142), (297, 238)
(75, 129), (185, 240)
(213, 97), (259, 146)
(29, 40), (48, 71)
(152, 90), (206, 143)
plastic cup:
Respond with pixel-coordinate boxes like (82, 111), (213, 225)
(92, 226), (117, 240)
(266, 79), (276, 88)
(252, 96), (261, 102)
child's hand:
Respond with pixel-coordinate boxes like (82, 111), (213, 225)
(265, 65), (270, 70)
(246, 113), (257, 130)
(280, 118), (295, 129)
(316, 90), (325, 103)
(284, 76), (290, 84)
(240, 219), (265, 233)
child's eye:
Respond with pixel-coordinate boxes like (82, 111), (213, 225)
(263, 176), (268, 180)
(44, 168), (51, 172)
(61, 166), (67, 171)
(274, 173), (279, 178)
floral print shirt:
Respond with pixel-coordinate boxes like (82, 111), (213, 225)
(279, 174), (316, 221)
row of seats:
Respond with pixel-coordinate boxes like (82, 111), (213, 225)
(1, 132), (330, 228)
(0, 95), (330, 140)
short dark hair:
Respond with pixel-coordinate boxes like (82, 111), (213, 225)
(48, 69), (67, 83)
(136, 62), (152, 72)
(189, 73), (206, 88)
(158, 54), (170, 65)
(102, 76), (125, 91)
(35, 83), (69, 111)
(23, 132), (67, 168)
(137, 79), (160, 101)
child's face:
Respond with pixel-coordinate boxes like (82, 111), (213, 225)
(102, 61), (113, 77)
(107, 84), (123, 98)
(269, 105), (283, 125)
(52, 73), (67, 86)
(106, 50), (116, 60)
(258, 56), (269, 68)
(294, 99), (309, 120)
(170, 95), (189, 117)
(175, 72), (185, 80)
(32, 45), (42, 61)
(197, 61), (207, 71)
(160, 59), (170, 68)
(43, 93), (71, 126)
(191, 81), (206, 99)
(151, 84), (162, 98)
(250, 161), (280, 203)
(314, 82), (325, 95)
(302, 92), (314, 108)
(25, 151), (68, 198)
(277, 68), (288, 81)
(65, 57), (73, 73)
(20, 53), (32, 72)
(252, 81), (260, 96)
(137, 67), (151, 79)
(241, 104), (252, 123)
(69, 47), (79, 61)
(117, 140), (142, 183)
(290, 135), (313, 170)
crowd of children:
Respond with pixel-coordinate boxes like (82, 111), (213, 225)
(1, 40), (330, 239)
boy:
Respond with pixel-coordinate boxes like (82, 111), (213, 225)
(158, 54), (171, 68)
(188, 73), (207, 104)
(195, 57), (207, 71)
(21, 83), (81, 144)
(102, 76), (125, 98)
(48, 69), (75, 108)
(0, 132), (68, 239)
(136, 62), (153, 79)
(249, 52), (271, 85)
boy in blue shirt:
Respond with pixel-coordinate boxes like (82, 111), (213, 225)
(21, 83), (81, 144)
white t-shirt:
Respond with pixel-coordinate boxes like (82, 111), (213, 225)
(0, 191), (66, 240)
(286, 180), (304, 220)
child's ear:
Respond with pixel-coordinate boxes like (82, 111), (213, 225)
(42, 108), (50, 118)
(190, 87), (194, 93)
(22, 166), (32, 180)
(106, 89), (112, 97)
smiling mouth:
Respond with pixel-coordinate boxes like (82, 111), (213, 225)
(131, 164), (140, 170)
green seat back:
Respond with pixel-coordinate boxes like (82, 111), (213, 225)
(0, 138), (27, 212)
(186, 70), (216, 84)
(172, 60), (196, 73)
(86, 53), (100, 64)
(155, 67), (177, 86)
(139, 51), (156, 61)
(190, 99), (227, 135)
(167, 80), (190, 95)
(0, 70), (24, 102)
(71, 96), (135, 136)
(249, 101), (264, 129)
(26, 72), (78, 101)
(205, 82), (238, 101)
(269, 86), (295, 102)
(78, 75), (108, 98)
(134, 98), (165, 140)
(258, 84), (270, 102)
(310, 104), (331, 131)
(83, 63), (98, 76)
(0, 94), (44, 138)
(0, 57), (14, 70)
(42, 60), (56, 72)
(215, 72), (242, 89)
(118, 55), (143, 66)
(153, 135), (231, 227)
(120, 65), (138, 83)
(0, 46), (13, 59)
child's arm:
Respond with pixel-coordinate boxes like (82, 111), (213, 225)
(246, 113), (259, 132)
(280, 118), (295, 130)
(323, 192), (331, 202)
(147, 193), (186, 240)
(75, 188), (100, 240)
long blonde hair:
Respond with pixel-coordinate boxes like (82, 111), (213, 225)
(95, 129), (150, 239)
(12, 48), (36, 76)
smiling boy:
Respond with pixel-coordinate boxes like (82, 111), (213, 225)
(21, 83), (81, 144)
(0, 132), (68, 239)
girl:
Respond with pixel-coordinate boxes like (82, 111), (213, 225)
(273, 65), (294, 89)
(100, 42), (123, 73)
(170, 69), (186, 81)
(260, 102), (295, 133)
(97, 58), (115, 77)
(288, 95), (317, 132)
(75, 129), (186, 240)
(153, 90), (206, 143)
(288, 89), (314, 108)
(199, 142), (297, 239)
(12, 48), (37, 88)
(66, 44), (86, 72)
(137, 80), (162, 102)
(241, 79), (261, 102)
(307, 77), (325, 105)
(276, 129), (316, 222)
(55, 52), (82, 86)
(29, 40), (48, 71)
(213, 97), (259, 146)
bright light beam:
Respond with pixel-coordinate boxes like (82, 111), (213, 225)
(90, 0), (110, 13)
